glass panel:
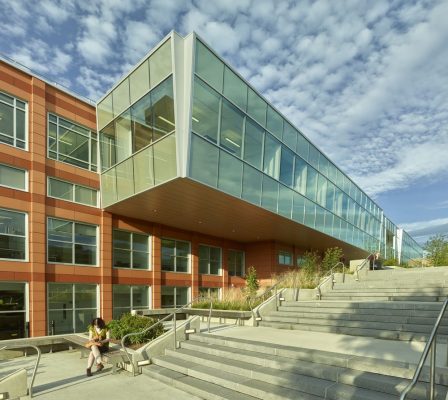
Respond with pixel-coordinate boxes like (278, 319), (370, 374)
(195, 40), (224, 92)
(131, 92), (153, 152)
(283, 122), (297, 150)
(0, 92), (14, 104)
(114, 249), (131, 268)
(0, 165), (26, 190)
(114, 230), (131, 249)
(308, 145), (319, 169)
(114, 110), (132, 163)
(151, 77), (175, 141)
(48, 241), (72, 263)
(278, 185), (293, 219)
(192, 77), (220, 143)
(74, 244), (96, 265)
(243, 118), (264, 169)
(326, 182), (335, 212)
(296, 133), (309, 161)
(133, 233), (148, 252)
(75, 284), (97, 308)
(97, 94), (113, 131)
(220, 99), (243, 157)
(132, 286), (149, 308)
(150, 39), (172, 88)
(161, 239), (174, 271)
(247, 88), (266, 127)
(223, 66), (247, 110)
(292, 192), (305, 223)
(176, 287), (189, 307)
(75, 224), (96, 245)
(153, 134), (176, 185)
(306, 167), (318, 202)
(16, 109), (25, 142)
(316, 174), (327, 207)
(133, 145), (154, 193)
(263, 134), (281, 179)
(116, 158), (134, 200)
(75, 186), (97, 207)
(315, 206), (325, 232)
(49, 178), (73, 202)
(266, 106), (283, 139)
(242, 164), (262, 205)
(304, 199), (316, 228)
(279, 146), (294, 187)
(161, 286), (175, 308)
(101, 168), (117, 207)
(318, 154), (329, 177)
(130, 60), (150, 104)
(294, 156), (307, 195)
(261, 175), (278, 213)
(0, 282), (25, 310)
(58, 126), (89, 169)
(99, 122), (116, 171)
(48, 218), (72, 242)
(132, 251), (148, 269)
(0, 103), (14, 140)
(190, 134), (218, 187)
(218, 150), (242, 197)
(112, 78), (130, 117)
(48, 310), (73, 335)
(0, 236), (26, 260)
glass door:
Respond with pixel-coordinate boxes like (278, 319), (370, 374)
(0, 282), (27, 339)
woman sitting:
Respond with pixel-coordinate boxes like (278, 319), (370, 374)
(85, 317), (110, 376)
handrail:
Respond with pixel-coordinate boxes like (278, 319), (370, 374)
(120, 295), (213, 376)
(250, 272), (299, 321)
(400, 298), (448, 400)
(0, 344), (41, 398)
(316, 261), (345, 300)
(355, 253), (375, 281)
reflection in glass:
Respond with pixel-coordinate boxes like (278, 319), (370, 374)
(190, 134), (218, 188)
(150, 39), (172, 88)
(279, 146), (294, 187)
(195, 40), (223, 92)
(263, 134), (281, 179)
(220, 99), (244, 156)
(247, 88), (266, 127)
(153, 135), (176, 185)
(133, 146), (155, 193)
(112, 78), (130, 118)
(262, 175), (278, 213)
(223, 66), (247, 110)
(266, 106), (283, 140)
(130, 60), (150, 104)
(192, 78), (220, 143)
(292, 192), (305, 223)
(243, 118), (264, 169)
(218, 150), (242, 197)
(278, 185), (293, 218)
(242, 164), (262, 205)
(294, 156), (307, 195)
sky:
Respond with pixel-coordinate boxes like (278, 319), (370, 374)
(0, 0), (447, 246)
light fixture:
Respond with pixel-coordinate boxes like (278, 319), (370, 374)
(225, 137), (241, 148)
(157, 116), (175, 127)
(192, 116), (199, 123)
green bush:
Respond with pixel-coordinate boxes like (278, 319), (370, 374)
(245, 266), (259, 298)
(107, 313), (164, 345)
(321, 247), (343, 273)
(383, 258), (398, 266)
(300, 251), (320, 277)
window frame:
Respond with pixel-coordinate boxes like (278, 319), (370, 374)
(161, 238), (191, 273)
(47, 217), (99, 266)
(47, 113), (98, 172)
(0, 208), (28, 262)
(112, 284), (151, 319)
(47, 177), (99, 207)
(278, 250), (293, 266)
(0, 91), (28, 150)
(0, 163), (28, 191)
(198, 244), (222, 275)
(112, 229), (151, 270)
(228, 249), (245, 277)
(161, 286), (190, 308)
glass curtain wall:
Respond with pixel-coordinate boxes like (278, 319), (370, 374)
(189, 38), (389, 255)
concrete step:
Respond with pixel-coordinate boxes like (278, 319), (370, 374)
(320, 295), (441, 302)
(186, 334), (448, 399)
(143, 364), (257, 400)
(333, 282), (448, 290)
(329, 287), (445, 294)
(150, 354), (323, 399)
(258, 320), (448, 342)
(280, 301), (444, 311)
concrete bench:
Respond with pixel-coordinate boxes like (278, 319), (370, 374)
(64, 334), (126, 374)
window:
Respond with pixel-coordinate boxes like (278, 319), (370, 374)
(199, 245), (221, 275)
(112, 285), (150, 319)
(263, 134), (281, 179)
(161, 286), (189, 308)
(0, 164), (27, 191)
(220, 99), (244, 157)
(0, 92), (27, 150)
(48, 177), (98, 207)
(47, 218), (98, 266)
(199, 287), (221, 300)
(243, 118), (264, 169)
(47, 283), (97, 334)
(48, 113), (98, 172)
(113, 230), (150, 269)
(195, 40), (224, 92)
(278, 251), (292, 265)
(161, 238), (190, 272)
(228, 250), (244, 277)
(0, 209), (27, 260)
(0, 282), (27, 339)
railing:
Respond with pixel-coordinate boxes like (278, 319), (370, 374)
(355, 253), (375, 281)
(121, 295), (213, 376)
(400, 298), (448, 400)
(250, 272), (299, 322)
(316, 261), (345, 300)
(0, 344), (41, 398)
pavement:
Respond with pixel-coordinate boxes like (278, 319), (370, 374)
(0, 321), (442, 399)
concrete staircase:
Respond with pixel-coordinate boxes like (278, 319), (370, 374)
(144, 333), (448, 399)
(142, 267), (448, 399)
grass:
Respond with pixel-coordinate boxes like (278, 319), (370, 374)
(192, 288), (263, 311)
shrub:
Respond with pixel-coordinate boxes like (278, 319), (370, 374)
(192, 287), (255, 311)
(383, 258), (398, 266)
(425, 235), (448, 266)
(245, 266), (259, 298)
(321, 247), (343, 273)
(107, 313), (164, 346)
(299, 251), (321, 277)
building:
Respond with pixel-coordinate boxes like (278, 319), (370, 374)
(0, 32), (422, 339)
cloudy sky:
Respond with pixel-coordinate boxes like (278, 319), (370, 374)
(1, 0), (447, 245)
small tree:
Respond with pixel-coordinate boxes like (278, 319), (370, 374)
(245, 266), (259, 297)
(425, 235), (448, 266)
(321, 247), (343, 273)
(300, 251), (321, 277)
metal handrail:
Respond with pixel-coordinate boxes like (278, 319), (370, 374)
(316, 261), (346, 300)
(250, 272), (299, 321)
(355, 253), (375, 281)
(400, 298), (448, 400)
(120, 295), (213, 376)
(0, 344), (41, 398)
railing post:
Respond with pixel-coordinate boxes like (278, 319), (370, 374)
(331, 272), (334, 290)
(173, 311), (177, 349)
(208, 300), (212, 333)
(275, 287), (278, 311)
(429, 340), (436, 400)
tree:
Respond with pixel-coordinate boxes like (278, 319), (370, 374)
(424, 234), (448, 266)
(245, 266), (259, 297)
(321, 247), (344, 273)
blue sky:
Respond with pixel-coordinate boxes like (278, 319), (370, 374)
(1, 0), (447, 245)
